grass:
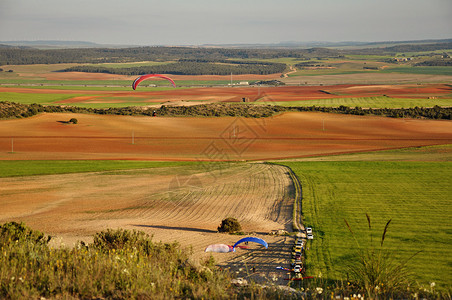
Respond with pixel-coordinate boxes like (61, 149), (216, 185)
(0, 79), (177, 88)
(0, 160), (197, 178)
(0, 79), (252, 88)
(88, 61), (177, 68)
(264, 96), (452, 108)
(288, 69), (369, 77)
(0, 92), (86, 105)
(288, 144), (452, 162)
(279, 161), (452, 291)
(343, 54), (394, 61)
(380, 66), (452, 76)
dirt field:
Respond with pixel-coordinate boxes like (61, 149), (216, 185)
(0, 163), (294, 284)
(1, 111), (451, 161)
(20, 71), (279, 82)
(1, 83), (451, 106)
(282, 73), (452, 85)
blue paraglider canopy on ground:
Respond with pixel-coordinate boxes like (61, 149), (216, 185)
(232, 237), (268, 250)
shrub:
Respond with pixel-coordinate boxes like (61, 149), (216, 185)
(92, 228), (154, 254)
(68, 118), (78, 124)
(217, 217), (242, 233)
(0, 221), (51, 245)
(0, 224), (236, 299)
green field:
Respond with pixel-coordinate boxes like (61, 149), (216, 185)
(381, 66), (452, 76)
(280, 161), (452, 289)
(289, 144), (452, 162)
(0, 79), (171, 87)
(0, 160), (197, 177)
(288, 69), (369, 77)
(0, 79), (246, 88)
(87, 61), (176, 69)
(0, 92), (86, 105)
(267, 96), (452, 108)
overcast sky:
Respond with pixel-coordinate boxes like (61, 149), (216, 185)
(1, 0), (451, 45)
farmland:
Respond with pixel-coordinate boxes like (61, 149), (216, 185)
(1, 42), (451, 298)
(0, 83), (451, 108)
(280, 161), (452, 289)
(1, 111), (451, 161)
(271, 97), (452, 109)
(0, 162), (294, 285)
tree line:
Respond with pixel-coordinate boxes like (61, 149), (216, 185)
(0, 46), (310, 65)
(3, 42), (451, 66)
(1, 101), (450, 120)
(414, 58), (452, 67)
(58, 60), (286, 75)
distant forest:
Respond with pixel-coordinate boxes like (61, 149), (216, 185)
(59, 59), (287, 75)
(1, 42), (452, 66)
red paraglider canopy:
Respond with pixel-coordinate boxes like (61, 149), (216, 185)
(132, 74), (176, 90)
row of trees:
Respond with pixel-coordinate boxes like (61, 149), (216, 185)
(295, 105), (451, 119)
(0, 46), (315, 65)
(414, 58), (452, 67)
(59, 60), (287, 75)
(3, 42), (451, 66)
(1, 101), (450, 120)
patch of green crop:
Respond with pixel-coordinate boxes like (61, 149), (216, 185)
(263, 97), (452, 108)
(0, 92), (86, 104)
(381, 66), (452, 76)
(280, 161), (452, 290)
(0, 160), (197, 177)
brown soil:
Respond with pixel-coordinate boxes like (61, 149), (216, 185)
(23, 71), (279, 82)
(1, 112), (451, 161)
(2, 83), (450, 106)
(0, 163), (294, 284)
(282, 73), (452, 85)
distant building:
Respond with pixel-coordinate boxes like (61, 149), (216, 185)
(393, 57), (413, 62)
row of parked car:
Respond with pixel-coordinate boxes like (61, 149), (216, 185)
(292, 237), (304, 274)
(291, 227), (313, 275)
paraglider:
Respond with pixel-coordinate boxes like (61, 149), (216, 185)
(205, 244), (233, 253)
(204, 237), (267, 254)
(233, 237), (268, 251)
(132, 74), (176, 90)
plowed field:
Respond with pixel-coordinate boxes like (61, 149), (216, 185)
(0, 163), (294, 284)
(1, 112), (451, 161)
(1, 83), (451, 106)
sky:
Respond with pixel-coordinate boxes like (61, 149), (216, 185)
(0, 0), (451, 46)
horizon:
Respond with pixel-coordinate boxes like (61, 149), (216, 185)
(1, 37), (451, 48)
(1, 0), (451, 46)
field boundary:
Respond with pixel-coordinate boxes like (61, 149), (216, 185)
(278, 164), (303, 233)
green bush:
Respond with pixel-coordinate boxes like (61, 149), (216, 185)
(0, 221), (50, 245)
(0, 224), (235, 299)
(68, 118), (78, 124)
(92, 228), (156, 255)
(217, 217), (242, 233)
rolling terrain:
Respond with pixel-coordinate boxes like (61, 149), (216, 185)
(1, 46), (451, 296)
(0, 162), (294, 284)
(1, 111), (451, 161)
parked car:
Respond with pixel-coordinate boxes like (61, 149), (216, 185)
(294, 265), (302, 273)
(306, 227), (312, 234)
(307, 233), (314, 239)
